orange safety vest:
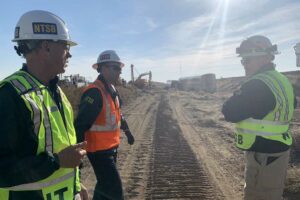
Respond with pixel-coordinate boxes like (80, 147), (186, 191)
(84, 79), (121, 152)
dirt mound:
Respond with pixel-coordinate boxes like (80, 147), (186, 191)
(116, 85), (139, 106)
(217, 76), (245, 92)
(60, 85), (83, 116)
(61, 84), (140, 116)
(61, 70), (300, 200)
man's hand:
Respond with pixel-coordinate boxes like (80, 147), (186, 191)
(125, 131), (135, 145)
(57, 142), (87, 168)
(80, 183), (89, 200)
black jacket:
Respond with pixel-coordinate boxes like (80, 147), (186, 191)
(74, 75), (129, 152)
(222, 66), (297, 153)
(0, 65), (64, 199)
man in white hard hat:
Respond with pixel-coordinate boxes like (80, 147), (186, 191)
(75, 50), (135, 200)
(0, 10), (88, 200)
(222, 35), (296, 200)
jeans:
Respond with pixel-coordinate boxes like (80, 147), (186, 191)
(87, 149), (124, 200)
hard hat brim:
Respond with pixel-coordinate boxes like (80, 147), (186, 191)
(92, 63), (99, 70)
(12, 38), (78, 46)
(92, 61), (124, 70)
(67, 40), (77, 46)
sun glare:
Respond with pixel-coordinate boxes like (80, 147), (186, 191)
(197, 0), (230, 59)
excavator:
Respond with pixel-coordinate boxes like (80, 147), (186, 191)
(130, 64), (152, 89)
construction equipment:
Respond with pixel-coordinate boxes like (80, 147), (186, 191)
(130, 64), (152, 89)
(178, 73), (216, 93)
(58, 74), (87, 87)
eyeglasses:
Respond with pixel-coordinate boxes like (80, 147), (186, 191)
(241, 57), (256, 65)
(105, 64), (122, 72)
(50, 40), (70, 52)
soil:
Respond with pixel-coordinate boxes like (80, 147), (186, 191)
(77, 77), (300, 200)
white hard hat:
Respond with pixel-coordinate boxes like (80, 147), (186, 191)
(12, 10), (77, 46)
(92, 50), (124, 70)
(236, 35), (278, 57)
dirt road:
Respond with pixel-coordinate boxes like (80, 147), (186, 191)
(81, 86), (300, 199)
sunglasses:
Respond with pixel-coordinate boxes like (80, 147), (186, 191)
(105, 64), (122, 72)
(241, 57), (256, 65)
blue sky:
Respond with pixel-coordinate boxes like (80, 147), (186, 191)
(1, 0), (300, 82)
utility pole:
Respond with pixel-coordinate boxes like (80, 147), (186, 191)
(179, 63), (182, 79)
(131, 64), (134, 82)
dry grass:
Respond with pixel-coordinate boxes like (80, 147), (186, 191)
(60, 85), (83, 117)
(60, 84), (138, 117)
(116, 85), (139, 107)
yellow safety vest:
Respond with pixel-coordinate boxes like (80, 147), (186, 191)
(0, 70), (80, 200)
(235, 70), (294, 150)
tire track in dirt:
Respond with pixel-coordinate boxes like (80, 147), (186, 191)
(81, 93), (160, 199)
(118, 93), (160, 200)
(146, 95), (218, 199)
(81, 90), (239, 199)
(169, 91), (243, 200)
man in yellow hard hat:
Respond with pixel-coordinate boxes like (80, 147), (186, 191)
(222, 35), (296, 200)
(0, 10), (88, 200)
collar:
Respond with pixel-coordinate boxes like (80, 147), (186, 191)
(252, 63), (275, 76)
(21, 63), (59, 89)
(97, 74), (108, 86)
(97, 74), (118, 99)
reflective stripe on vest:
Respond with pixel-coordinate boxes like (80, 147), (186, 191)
(6, 172), (73, 191)
(255, 73), (288, 121)
(266, 72), (290, 120)
(235, 70), (294, 150)
(84, 79), (121, 152)
(12, 79), (42, 136)
(10, 73), (53, 152)
(89, 80), (120, 132)
(0, 70), (80, 199)
(236, 118), (289, 136)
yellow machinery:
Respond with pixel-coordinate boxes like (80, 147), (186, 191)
(130, 64), (152, 89)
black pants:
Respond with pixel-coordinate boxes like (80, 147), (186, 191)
(87, 149), (124, 200)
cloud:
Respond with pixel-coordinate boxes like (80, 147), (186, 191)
(226, 2), (300, 51)
(122, 41), (242, 82)
(119, 1), (300, 82)
(60, 0), (300, 83)
(165, 15), (212, 49)
(145, 17), (158, 31)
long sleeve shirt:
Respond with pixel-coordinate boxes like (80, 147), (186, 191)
(0, 66), (62, 199)
(222, 68), (297, 153)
